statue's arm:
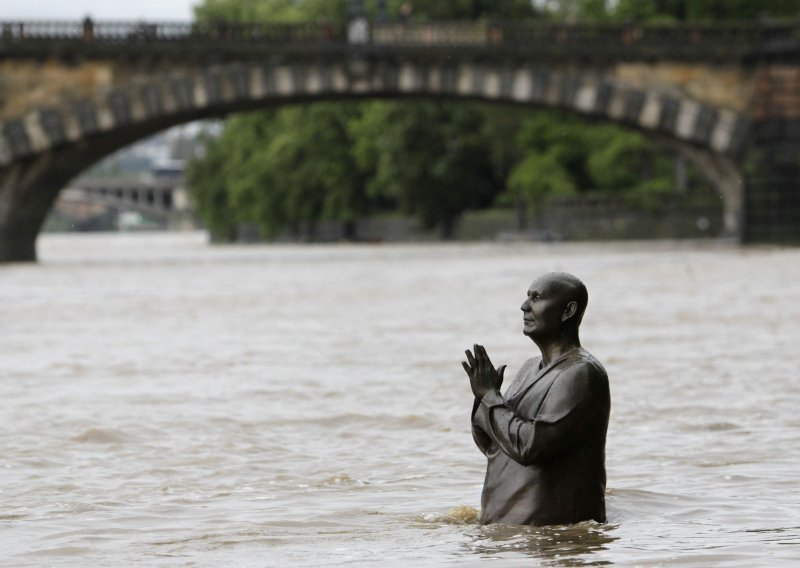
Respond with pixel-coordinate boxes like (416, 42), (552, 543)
(472, 363), (608, 466)
(471, 397), (493, 453)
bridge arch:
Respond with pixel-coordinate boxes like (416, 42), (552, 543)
(0, 60), (749, 261)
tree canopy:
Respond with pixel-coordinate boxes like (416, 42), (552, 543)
(535, 0), (799, 21)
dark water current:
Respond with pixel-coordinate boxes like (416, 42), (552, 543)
(2, 233), (799, 566)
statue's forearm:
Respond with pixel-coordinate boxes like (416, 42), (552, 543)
(474, 392), (587, 466)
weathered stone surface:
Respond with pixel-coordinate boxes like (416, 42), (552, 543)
(0, 60), (113, 120)
(612, 63), (754, 114)
(753, 65), (800, 120)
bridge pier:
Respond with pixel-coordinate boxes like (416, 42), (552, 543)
(0, 157), (66, 262)
(0, 217), (38, 262)
(745, 132), (800, 243)
(671, 145), (744, 240)
(742, 64), (800, 243)
(0, 119), (184, 262)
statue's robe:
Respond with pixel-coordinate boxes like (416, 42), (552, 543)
(471, 347), (610, 526)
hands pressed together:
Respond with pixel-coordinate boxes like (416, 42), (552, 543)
(462, 344), (506, 400)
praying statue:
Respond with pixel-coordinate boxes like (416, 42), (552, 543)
(463, 272), (610, 525)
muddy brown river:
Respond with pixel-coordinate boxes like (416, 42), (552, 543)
(2, 233), (799, 566)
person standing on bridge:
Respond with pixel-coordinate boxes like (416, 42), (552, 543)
(462, 272), (610, 525)
(399, 2), (413, 25)
(82, 16), (94, 42)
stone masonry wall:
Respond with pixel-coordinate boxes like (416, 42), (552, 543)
(613, 62), (755, 113)
(0, 60), (114, 120)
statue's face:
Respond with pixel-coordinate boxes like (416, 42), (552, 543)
(520, 276), (567, 339)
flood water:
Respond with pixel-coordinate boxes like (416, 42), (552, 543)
(2, 232), (799, 566)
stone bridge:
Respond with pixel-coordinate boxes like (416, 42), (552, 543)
(1, 18), (799, 261)
(61, 173), (191, 217)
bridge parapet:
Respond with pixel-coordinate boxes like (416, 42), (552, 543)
(0, 20), (345, 44)
(2, 19), (799, 61)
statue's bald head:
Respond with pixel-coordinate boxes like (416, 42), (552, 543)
(541, 272), (588, 327)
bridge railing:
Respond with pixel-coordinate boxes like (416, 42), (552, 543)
(0, 20), (346, 44)
(1, 18), (798, 53)
(373, 23), (488, 46)
(373, 21), (800, 50)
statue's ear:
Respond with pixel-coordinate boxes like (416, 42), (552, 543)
(562, 301), (578, 322)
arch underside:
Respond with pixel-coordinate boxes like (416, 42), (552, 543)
(0, 60), (749, 260)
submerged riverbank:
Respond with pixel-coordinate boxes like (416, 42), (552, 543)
(235, 194), (723, 244)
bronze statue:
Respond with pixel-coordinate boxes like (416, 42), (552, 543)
(463, 272), (610, 526)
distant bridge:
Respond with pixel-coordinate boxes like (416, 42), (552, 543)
(1, 18), (799, 260)
(63, 174), (190, 215)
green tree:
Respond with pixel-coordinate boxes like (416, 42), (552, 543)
(507, 112), (583, 213)
(410, 0), (537, 20)
(508, 151), (577, 206)
(187, 130), (239, 242)
(475, 105), (529, 227)
(192, 104), (369, 240)
(506, 110), (692, 217)
(683, 0), (800, 21)
(265, 103), (367, 239)
(535, 0), (800, 21)
(351, 102), (495, 238)
(194, 0), (350, 24)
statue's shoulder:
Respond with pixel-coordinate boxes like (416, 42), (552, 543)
(575, 349), (607, 376)
(561, 349), (609, 386)
(537, 351), (610, 422)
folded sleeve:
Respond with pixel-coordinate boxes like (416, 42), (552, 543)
(471, 397), (493, 454)
(472, 362), (607, 466)
(470, 359), (537, 455)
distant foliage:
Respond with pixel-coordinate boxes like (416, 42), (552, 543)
(190, 104), (367, 240)
(187, 130), (238, 242)
(194, 0), (541, 25)
(194, 0), (350, 24)
(536, 0), (800, 21)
